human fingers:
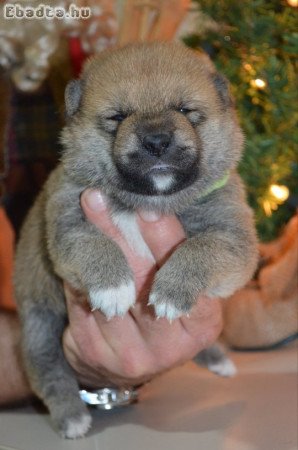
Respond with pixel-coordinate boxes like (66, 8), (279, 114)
(137, 210), (186, 266)
(63, 282), (156, 386)
(80, 190), (222, 377)
(130, 295), (223, 370)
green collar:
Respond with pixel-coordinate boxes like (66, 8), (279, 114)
(199, 172), (230, 199)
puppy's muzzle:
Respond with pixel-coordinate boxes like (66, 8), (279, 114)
(142, 132), (172, 157)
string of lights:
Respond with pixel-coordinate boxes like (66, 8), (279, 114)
(187, 0), (297, 241)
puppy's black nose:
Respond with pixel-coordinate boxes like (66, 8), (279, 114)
(143, 132), (171, 157)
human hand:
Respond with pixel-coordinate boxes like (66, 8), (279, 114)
(63, 189), (222, 387)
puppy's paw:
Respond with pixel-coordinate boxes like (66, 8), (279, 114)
(194, 344), (237, 378)
(60, 412), (92, 439)
(149, 293), (184, 321)
(149, 257), (198, 321)
(207, 357), (237, 377)
(89, 279), (136, 319)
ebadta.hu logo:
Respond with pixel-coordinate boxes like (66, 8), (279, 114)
(3, 2), (91, 19)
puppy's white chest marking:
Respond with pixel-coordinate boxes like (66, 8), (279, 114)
(112, 211), (154, 261)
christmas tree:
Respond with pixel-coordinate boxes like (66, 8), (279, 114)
(185, 0), (298, 241)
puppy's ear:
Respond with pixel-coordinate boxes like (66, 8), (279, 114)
(211, 73), (234, 109)
(65, 79), (83, 117)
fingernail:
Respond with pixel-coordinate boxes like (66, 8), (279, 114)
(138, 210), (160, 222)
(83, 190), (106, 212)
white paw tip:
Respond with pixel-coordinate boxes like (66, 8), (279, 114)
(89, 280), (136, 319)
(150, 294), (183, 321)
(62, 413), (92, 439)
(208, 358), (237, 377)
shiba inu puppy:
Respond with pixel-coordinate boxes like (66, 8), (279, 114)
(14, 42), (258, 438)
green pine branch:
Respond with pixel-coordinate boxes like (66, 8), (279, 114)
(185, 0), (298, 241)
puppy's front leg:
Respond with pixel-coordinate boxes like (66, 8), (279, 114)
(46, 180), (135, 319)
(149, 228), (257, 321)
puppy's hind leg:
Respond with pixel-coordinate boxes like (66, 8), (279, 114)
(22, 304), (91, 439)
(194, 343), (237, 377)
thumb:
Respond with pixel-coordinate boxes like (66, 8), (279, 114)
(137, 210), (186, 267)
(81, 189), (122, 242)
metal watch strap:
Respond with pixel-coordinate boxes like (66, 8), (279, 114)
(79, 387), (139, 410)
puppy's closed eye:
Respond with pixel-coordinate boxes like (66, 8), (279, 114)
(178, 107), (193, 114)
(107, 113), (129, 122)
(97, 112), (129, 135)
(176, 106), (206, 126)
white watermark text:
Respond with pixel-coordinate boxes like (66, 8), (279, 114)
(4, 3), (91, 20)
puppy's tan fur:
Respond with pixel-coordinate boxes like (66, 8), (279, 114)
(14, 42), (258, 438)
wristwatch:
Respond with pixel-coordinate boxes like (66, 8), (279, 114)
(79, 387), (139, 410)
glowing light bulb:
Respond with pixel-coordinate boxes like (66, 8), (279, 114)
(269, 184), (289, 203)
(262, 184), (290, 217)
(243, 63), (252, 71)
(262, 200), (272, 217)
(250, 78), (267, 89)
(287, 0), (298, 7)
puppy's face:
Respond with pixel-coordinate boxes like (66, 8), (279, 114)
(61, 43), (243, 212)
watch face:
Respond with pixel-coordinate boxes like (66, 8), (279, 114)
(79, 387), (139, 410)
